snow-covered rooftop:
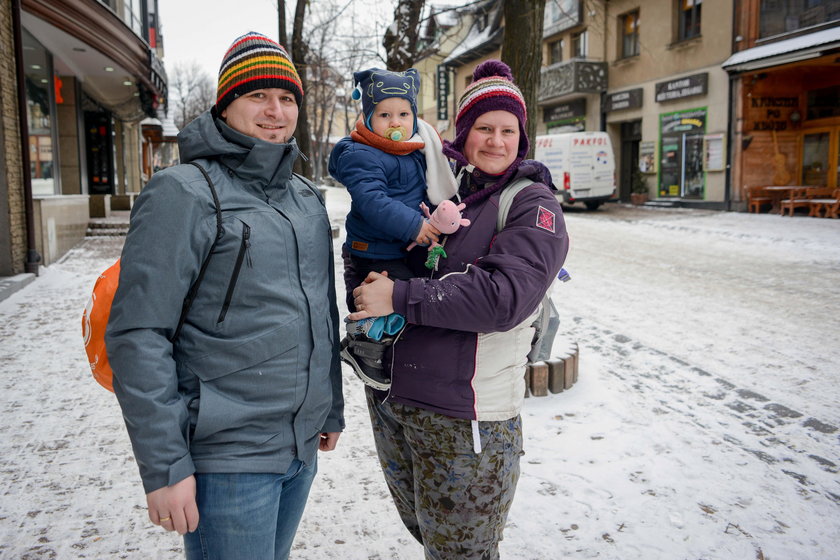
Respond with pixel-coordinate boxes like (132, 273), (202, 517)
(723, 26), (840, 72)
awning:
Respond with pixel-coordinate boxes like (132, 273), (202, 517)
(722, 27), (840, 73)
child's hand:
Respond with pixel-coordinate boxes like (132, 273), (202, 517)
(415, 222), (441, 246)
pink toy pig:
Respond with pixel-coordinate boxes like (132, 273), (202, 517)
(407, 201), (470, 250)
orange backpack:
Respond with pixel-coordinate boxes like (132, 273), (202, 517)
(82, 162), (223, 391)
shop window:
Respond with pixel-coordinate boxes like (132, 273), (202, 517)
(22, 29), (58, 196)
(621, 11), (640, 58)
(571, 30), (588, 58)
(759, 0), (840, 39)
(659, 108), (707, 199)
(807, 85), (840, 121)
(549, 39), (564, 65)
(678, 0), (702, 40)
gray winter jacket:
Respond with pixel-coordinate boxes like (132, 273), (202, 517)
(106, 110), (344, 493)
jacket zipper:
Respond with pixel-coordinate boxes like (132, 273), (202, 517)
(218, 222), (251, 323)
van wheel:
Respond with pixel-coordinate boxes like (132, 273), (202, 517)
(584, 201), (602, 211)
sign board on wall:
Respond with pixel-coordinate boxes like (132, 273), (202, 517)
(605, 88), (643, 112)
(655, 73), (708, 103)
(436, 65), (449, 121)
(543, 98), (586, 123)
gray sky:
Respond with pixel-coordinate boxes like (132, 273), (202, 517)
(159, 0), (400, 80)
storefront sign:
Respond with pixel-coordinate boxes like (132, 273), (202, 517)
(748, 96), (798, 131)
(543, 98), (586, 123)
(655, 73), (708, 103)
(436, 65), (449, 121)
(604, 88), (643, 112)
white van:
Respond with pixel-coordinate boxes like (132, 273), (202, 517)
(534, 132), (616, 210)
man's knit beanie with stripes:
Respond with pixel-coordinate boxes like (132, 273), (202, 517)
(215, 31), (303, 114)
(444, 59), (529, 167)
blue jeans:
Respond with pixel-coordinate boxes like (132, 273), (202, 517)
(183, 459), (317, 560)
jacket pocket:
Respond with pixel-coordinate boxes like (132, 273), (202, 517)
(184, 323), (299, 445)
(218, 220), (251, 323)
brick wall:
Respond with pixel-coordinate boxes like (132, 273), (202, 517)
(0, 2), (26, 275)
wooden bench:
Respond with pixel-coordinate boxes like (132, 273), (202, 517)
(779, 187), (814, 216)
(809, 188), (840, 219)
(745, 185), (772, 213)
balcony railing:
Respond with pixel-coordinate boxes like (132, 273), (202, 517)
(538, 60), (608, 103)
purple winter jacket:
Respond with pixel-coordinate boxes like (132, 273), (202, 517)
(387, 161), (570, 421)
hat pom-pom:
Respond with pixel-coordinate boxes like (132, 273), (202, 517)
(351, 88), (361, 100)
(472, 60), (514, 81)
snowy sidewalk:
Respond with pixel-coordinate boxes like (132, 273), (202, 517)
(1, 190), (838, 559)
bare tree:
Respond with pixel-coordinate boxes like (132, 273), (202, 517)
(304, 1), (352, 181)
(169, 61), (215, 130)
(291, 0), (314, 179)
(277, 0), (288, 48)
(501, 0), (546, 158)
(383, 0), (426, 70)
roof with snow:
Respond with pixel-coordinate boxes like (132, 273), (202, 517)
(722, 26), (840, 72)
(442, 0), (502, 67)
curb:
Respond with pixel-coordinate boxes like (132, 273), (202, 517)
(0, 273), (36, 304)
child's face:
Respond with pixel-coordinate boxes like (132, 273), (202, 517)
(370, 97), (413, 141)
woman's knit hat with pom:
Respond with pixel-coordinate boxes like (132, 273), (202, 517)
(444, 60), (529, 167)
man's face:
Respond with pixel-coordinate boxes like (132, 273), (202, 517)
(221, 88), (299, 143)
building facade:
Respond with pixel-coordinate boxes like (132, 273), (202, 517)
(724, 1), (840, 205)
(1, 0), (167, 274)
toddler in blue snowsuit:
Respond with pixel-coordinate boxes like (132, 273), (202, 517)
(328, 67), (457, 390)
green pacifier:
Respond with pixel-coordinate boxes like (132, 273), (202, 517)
(386, 126), (408, 142)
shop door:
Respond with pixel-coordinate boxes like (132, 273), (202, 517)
(619, 120), (642, 202)
(801, 128), (839, 188)
(84, 110), (115, 195)
(682, 133), (705, 198)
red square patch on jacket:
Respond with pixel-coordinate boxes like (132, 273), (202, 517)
(536, 206), (556, 233)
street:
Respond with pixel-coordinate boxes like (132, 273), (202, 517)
(0, 190), (838, 559)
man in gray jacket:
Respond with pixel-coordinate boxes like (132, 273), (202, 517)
(106, 32), (344, 559)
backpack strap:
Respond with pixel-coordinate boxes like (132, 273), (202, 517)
(170, 162), (224, 342)
(494, 177), (558, 363)
(496, 178), (535, 232)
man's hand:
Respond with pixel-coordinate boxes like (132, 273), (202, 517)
(319, 432), (341, 451)
(348, 272), (395, 321)
(146, 475), (200, 535)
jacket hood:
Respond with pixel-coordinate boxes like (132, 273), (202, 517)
(511, 159), (554, 191)
(177, 109), (300, 186)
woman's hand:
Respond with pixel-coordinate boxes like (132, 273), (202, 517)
(348, 271), (395, 320)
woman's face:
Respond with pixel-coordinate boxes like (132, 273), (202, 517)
(463, 110), (520, 175)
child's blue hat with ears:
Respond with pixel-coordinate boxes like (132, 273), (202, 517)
(352, 67), (420, 136)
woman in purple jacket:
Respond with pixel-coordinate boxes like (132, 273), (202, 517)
(348, 60), (569, 559)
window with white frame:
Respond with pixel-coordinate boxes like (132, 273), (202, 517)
(571, 30), (588, 58)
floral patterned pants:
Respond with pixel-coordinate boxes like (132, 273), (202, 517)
(365, 389), (524, 560)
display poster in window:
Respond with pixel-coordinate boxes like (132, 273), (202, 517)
(639, 141), (656, 174)
(703, 133), (725, 171)
(659, 108), (707, 198)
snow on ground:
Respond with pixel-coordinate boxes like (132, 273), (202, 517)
(0, 188), (838, 559)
